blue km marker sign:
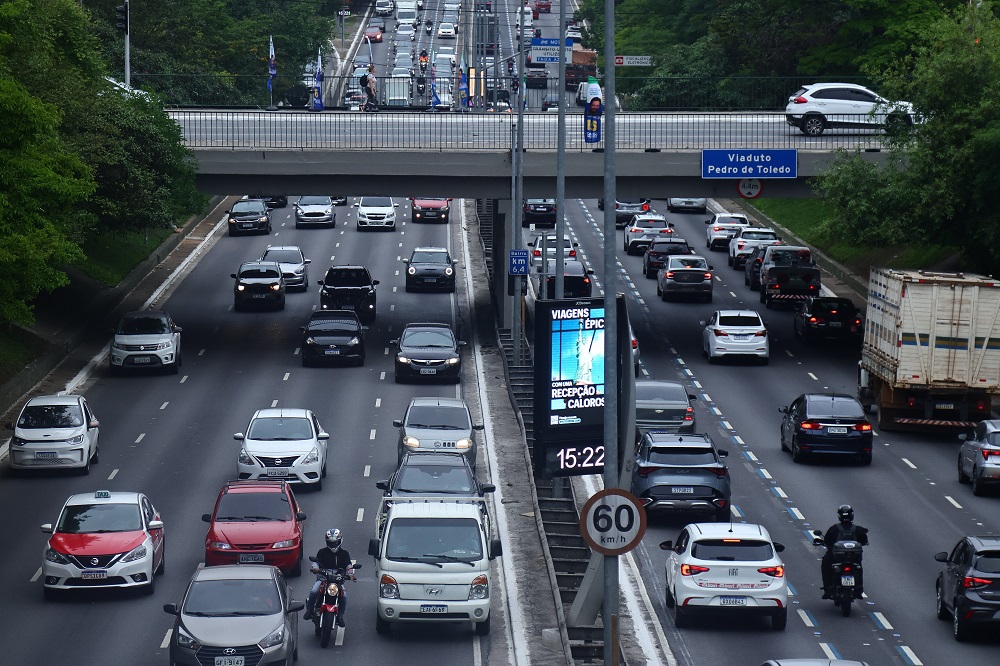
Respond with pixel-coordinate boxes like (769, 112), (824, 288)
(509, 249), (530, 276)
(702, 149), (797, 179)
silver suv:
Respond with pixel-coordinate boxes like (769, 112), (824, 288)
(958, 420), (1000, 496)
(393, 397), (484, 469)
(785, 82), (916, 137)
(260, 245), (311, 290)
(110, 310), (182, 375)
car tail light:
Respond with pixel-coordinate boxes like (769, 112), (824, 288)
(808, 316), (822, 324)
(684, 406), (693, 421)
(680, 564), (710, 576)
(706, 466), (728, 478)
(855, 318), (862, 325)
(713, 329), (728, 337)
(641, 202), (650, 211)
(661, 228), (672, 233)
(713, 226), (724, 232)
(665, 271), (674, 279)
(843, 565), (852, 573)
(583, 277), (590, 285)
(829, 309), (839, 314)
(755, 329), (767, 337)
(704, 272), (713, 279)
(792, 96), (808, 104)
(569, 249), (577, 257)
(982, 449), (1000, 461)
(854, 422), (873, 432)
(758, 565), (784, 578)
(908, 397), (918, 408)
(963, 576), (993, 589)
(799, 420), (822, 430)
(533, 249), (541, 257)
(632, 338), (638, 350)
(636, 465), (656, 477)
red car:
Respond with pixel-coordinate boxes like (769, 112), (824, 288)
(202, 480), (306, 576)
(410, 197), (452, 223)
(534, 0), (551, 14)
(364, 26), (383, 43)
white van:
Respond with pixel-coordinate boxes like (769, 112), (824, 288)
(396, 0), (419, 26)
(368, 497), (502, 635)
(515, 6), (533, 31)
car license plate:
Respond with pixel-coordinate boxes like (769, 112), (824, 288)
(132, 356), (151, 363)
(266, 468), (289, 477)
(252, 294), (267, 299)
(936, 403), (955, 410)
(239, 554), (265, 563)
(827, 426), (848, 434)
(829, 321), (842, 328)
(419, 368), (437, 375)
(420, 605), (448, 613)
(325, 349), (340, 355)
(671, 486), (694, 494)
(733, 335), (751, 341)
(35, 452), (58, 459)
(240, 224), (254, 229)
(840, 575), (855, 586)
(81, 570), (107, 580)
(720, 596), (746, 606)
(424, 278), (437, 283)
(214, 657), (245, 666)
(342, 304), (355, 310)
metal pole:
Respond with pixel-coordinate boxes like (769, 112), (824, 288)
(124, 0), (131, 88)
(555, 0), (567, 299)
(602, 0), (618, 662)
(341, 16), (345, 50)
(510, 120), (522, 363)
(511, 5), (528, 365)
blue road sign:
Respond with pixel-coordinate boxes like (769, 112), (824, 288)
(531, 38), (573, 63)
(509, 249), (530, 275)
(702, 149), (797, 179)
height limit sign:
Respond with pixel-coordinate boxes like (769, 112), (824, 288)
(580, 489), (647, 556)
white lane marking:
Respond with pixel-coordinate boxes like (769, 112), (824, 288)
(271, 399), (279, 407)
(808, 372), (818, 380)
(745, 451), (757, 462)
(729, 291), (737, 298)
(135, 433), (145, 444)
(734, 435), (745, 446)
(390, 304), (395, 311)
(899, 646), (923, 665)
(819, 643), (837, 659)
(108, 469), (119, 481)
(901, 458), (917, 469)
(774, 487), (787, 499)
(159, 402), (169, 410)
(384, 347), (389, 355)
(395, 270), (400, 276)
(393, 286), (398, 292)
(702, 393), (712, 402)
(721, 421), (732, 430)
(692, 381), (702, 389)
(364, 465), (371, 477)
(160, 630), (172, 649)
(335, 626), (345, 646)
(282, 372), (290, 381)
(797, 609), (814, 627)
(379, 371), (386, 380)
(759, 468), (772, 479)
(30, 567), (42, 583)
(375, 398), (381, 408)
(711, 407), (723, 416)
(293, 347), (300, 356)
(330, 255), (335, 261)
(356, 508), (364, 522)
(198, 349), (205, 356)
(785, 350), (794, 357)
(180, 375), (188, 383)
(369, 429), (377, 440)
(945, 495), (963, 509)
(789, 507), (805, 520)
(730, 505), (743, 518)
(873, 611), (893, 629)
(676, 357), (686, 366)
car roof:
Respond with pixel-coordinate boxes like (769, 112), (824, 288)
(193, 564), (277, 581)
(25, 394), (84, 407)
(327, 264), (370, 271)
(717, 309), (762, 317)
(388, 499), (483, 519)
(263, 245), (302, 253)
(64, 490), (141, 506)
(688, 522), (771, 539)
(122, 309), (169, 319)
(403, 322), (454, 332)
(646, 432), (713, 445)
(309, 310), (361, 322)
(251, 408), (312, 420)
(804, 393), (858, 403)
(240, 260), (280, 270)
(413, 246), (449, 253)
(804, 82), (874, 92)
(408, 396), (468, 409)
(542, 259), (588, 274)
(966, 535), (1000, 551)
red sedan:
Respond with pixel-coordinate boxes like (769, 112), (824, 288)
(364, 26), (383, 43)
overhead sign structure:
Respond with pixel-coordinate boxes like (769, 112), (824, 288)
(613, 55), (652, 67)
(579, 489), (647, 556)
(531, 37), (573, 63)
(702, 149), (797, 179)
(508, 249), (529, 275)
(738, 178), (763, 198)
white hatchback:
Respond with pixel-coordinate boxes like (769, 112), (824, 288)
(355, 196), (398, 230)
(701, 310), (769, 364)
(9, 395), (100, 474)
(235, 408), (329, 490)
(660, 522), (788, 630)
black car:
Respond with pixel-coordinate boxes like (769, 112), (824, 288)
(226, 199), (272, 236)
(369, 16), (386, 32)
(256, 195), (287, 208)
(630, 432), (730, 522)
(231, 261), (285, 310)
(404, 247), (458, 292)
(526, 69), (548, 89)
(793, 297), (863, 341)
(299, 310), (366, 366)
(541, 93), (561, 111)
(377, 452), (495, 501)
(744, 244), (768, 291)
(935, 535), (1000, 641)
(391, 322), (465, 383)
(523, 199), (557, 226)
(536, 259), (593, 298)
(317, 265), (379, 323)
(779, 393), (873, 464)
(597, 198), (652, 227)
(643, 238), (693, 278)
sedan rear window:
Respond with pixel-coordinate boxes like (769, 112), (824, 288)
(692, 539), (774, 561)
(668, 257), (708, 270)
(19, 404), (84, 428)
(742, 231), (777, 240)
(649, 241), (689, 253)
(635, 383), (688, 402)
(974, 552), (1000, 574)
(634, 219), (669, 228)
(807, 397), (865, 419)
(396, 466), (474, 493)
(813, 300), (857, 316)
(718, 315), (762, 327)
(647, 446), (716, 465)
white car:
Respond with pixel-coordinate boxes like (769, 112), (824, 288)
(624, 213), (674, 255)
(9, 394), (100, 474)
(704, 213), (750, 250)
(660, 522), (788, 630)
(666, 197), (707, 214)
(41, 490), (164, 599)
(701, 309), (769, 364)
(355, 196), (398, 230)
(437, 22), (456, 39)
(397, 23), (416, 40)
(109, 309), (183, 375)
(728, 227), (781, 269)
(236, 408), (330, 490)
(785, 82), (916, 137)
(528, 232), (578, 268)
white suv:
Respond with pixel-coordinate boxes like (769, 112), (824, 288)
(728, 227), (780, 269)
(235, 408), (330, 490)
(660, 522), (788, 630)
(624, 213), (674, 255)
(704, 213), (750, 251)
(785, 82), (916, 137)
(355, 196), (398, 230)
(110, 310), (182, 375)
(9, 395), (100, 474)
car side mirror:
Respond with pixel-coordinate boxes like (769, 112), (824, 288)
(774, 542), (785, 553)
(389, 339), (398, 346)
(89, 419), (100, 429)
(174, 326), (183, 333)
(659, 540), (673, 551)
(586, 269), (595, 274)
(718, 449), (728, 458)
(698, 320), (706, 326)
(5, 421), (13, 430)
(230, 273), (237, 279)
(688, 394), (698, 401)
(201, 514), (212, 523)
(318, 432), (330, 440)
(296, 512), (307, 522)
(392, 419), (403, 427)
(317, 280), (324, 286)
(40, 523), (53, 534)
(778, 406), (788, 414)
(453, 259), (459, 264)
(402, 259), (409, 264)
(459, 340), (467, 346)
(393, 203), (399, 207)
(163, 603), (180, 616)
(299, 326), (306, 332)
(482, 483), (496, 493)
(368, 538), (381, 558)
(225, 210), (231, 215)
(490, 538), (503, 559)
(304, 259), (312, 264)
(376, 480), (389, 490)
(234, 433), (245, 441)
(958, 433), (968, 441)
(934, 551), (949, 562)
(287, 600), (305, 614)
(353, 203), (359, 207)
(708, 265), (714, 271)
(149, 520), (164, 530)
(473, 424), (484, 430)
(372, 279), (380, 285)
(704, 219), (711, 224)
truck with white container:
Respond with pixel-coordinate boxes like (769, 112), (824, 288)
(858, 268), (1000, 430)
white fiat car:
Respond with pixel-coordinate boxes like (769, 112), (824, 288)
(660, 522), (788, 630)
(9, 394), (100, 474)
(235, 408), (329, 490)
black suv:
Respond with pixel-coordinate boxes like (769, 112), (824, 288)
(317, 266), (379, 323)
(255, 195), (287, 209)
(231, 261), (285, 310)
(935, 535), (1000, 641)
(523, 199), (557, 226)
(643, 238), (693, 278)
(299, 310), (366, 366)
(535, 259), (594, 298)
(793, 297), (863, 342)
(226, 199), (272, 236)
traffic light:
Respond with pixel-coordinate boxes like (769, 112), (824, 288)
(115, 3), (129, 34)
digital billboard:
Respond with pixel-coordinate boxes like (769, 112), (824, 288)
(547, 303), (606, 427)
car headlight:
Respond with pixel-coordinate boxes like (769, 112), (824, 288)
(359, 210), (369, 219)
(441, 205), (449, 212)
(446, 357), (460, 365)
(407, 266), (416, 275)
(455, 438), (473, 450)
(403, 435), (420, 449)
(258, 625), (285, 650)
(122, 544), (148, 562)
(154, 341), (171, 350)
(175, 626), (200, 650)
(349, 337), (360, 345)
(112, 341), (128, 350)
(304, 336), (317, 346)
(292, 267), (304, 275)
(236, 284), (246, 292)
(208, 541), (232, 550)
(238, 448), (254, 465)
(11, 436), (25, 446)
(270, 284), (281, 291)
(45, 548), (71, 564)
(386, 211), (396, 220)
(271, 539), (295, 549)
(257, 216), (268, 223)
(380, 574), (399, 599)
(445, 267), (454, 276)
(324, 208), (332, 215)
(66, 434), (85, 445)
(469, 574), (489, 599)
(302, 448), (320, 465)
(396, 355), (410, 363)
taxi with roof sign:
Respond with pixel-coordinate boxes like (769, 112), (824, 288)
(40, 490), (165, 599)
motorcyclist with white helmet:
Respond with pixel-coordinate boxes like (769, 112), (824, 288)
(303, 528), (355, 625)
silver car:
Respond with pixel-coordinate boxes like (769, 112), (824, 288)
(667, 197), (707, 214)
(164, 564), (303, 666)
(634, 380), (697, 435)
(260, 245), (311, 290)
(958, 420), (1000, 496)
(657, 255), (714, 302)
(393, 397), (484, 468)
(8, 394), (100, 474)
(235, 408), (330, 490)
(109, 309), (183, 374)
(701, 309), (769, 364)
(293, 196), (335, 228)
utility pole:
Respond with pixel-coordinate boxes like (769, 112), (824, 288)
(115, 1), (130, 87)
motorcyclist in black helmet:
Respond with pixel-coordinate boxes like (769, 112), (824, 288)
(821, 505), (869, 599)
(303, 528), (355, 625)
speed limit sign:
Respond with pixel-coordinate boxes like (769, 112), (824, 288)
(579, 488), (647, 556)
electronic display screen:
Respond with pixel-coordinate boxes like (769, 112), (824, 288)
(547, 304), (605, 427)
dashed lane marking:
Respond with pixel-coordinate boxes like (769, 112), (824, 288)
(293, 348), (300, 356)
(872, 611), (893, 629)
(901, 458), (917, 469)
(721, 421), (733, 430)
(896, 646), (923, 666)
(369, 429), (377, 441)
(30, 567), (41, 583)
(733, 435), (744, 445)
(364, 465), (371, 477)
(160, 630), (172, 649)
(108, 469), (119, 481)
(785, 350), (794, 357)
(730, 504), (743, 518)
(380, 372), (386, 380)
(797, 609), (815, 627)
(356, 508), (364, 522)
(180, 375), (188, 383)
(757, 468), (772, 479)
(198, 349), (205, 356)
(787, 507), (805, 520)
(819, 643), (840, 660)
(808, 372), (819, 380)
(945, 495), (963, 509)
(375, 398), (381, 408)
(772, 487), (787, 499)
(135, 434), (145, 444)
(744, 451), (757, 462)
(711, 407), (723, 416)
(159, 402), (168, 410)
(282, 373), (290, 381)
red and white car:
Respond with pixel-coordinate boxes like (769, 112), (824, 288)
(41, 490), (165, 599)
(410, 197), (452, 223)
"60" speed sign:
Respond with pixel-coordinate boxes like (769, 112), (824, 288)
(579, 488), (648, 556)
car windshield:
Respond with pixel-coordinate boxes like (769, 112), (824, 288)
(692, 539), (774, 561)
(184, 579), (281, 616)
(717, 315), (761, 327)
(406, 404), (470, 429)
(808, 397), (866, 419)
(232, 202), (264, 214)
(18, 404), (84, 428)
(118, 315), (168, 335)
(650, 242), (687, 253)
(57, 503), (142, 533)
(770, 249), (811, 266)
(361, 197), (392, 207)
(401, 329), (454, 348)
(385, 517), (482, 561)
(240, 267), (280, 279)
(974, 552), (1000, 573)
(742, 231), (776, 240)
(396, 465), (474, 493)
(325, 268), (371, 286)
(635, 384), (688, 402)
(647, 446), (716, 465)
(718, 215), (747, 224)
(247, 417), (313, 441)
(262, 250), (303, 264)
(669, 257), (708, 270)
(214, 492), (293, 521)
(298, 196), (331, 206)
(411, 251), (450, 263)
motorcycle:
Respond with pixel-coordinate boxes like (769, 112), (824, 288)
(308, 557), (361, 647)
(416, 76), (426, 95)
(419, 57), (428, 72)
(813, 531), (863, 617)
(425, 19), (433, 35)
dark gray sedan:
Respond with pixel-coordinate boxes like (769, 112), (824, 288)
(635, 380), (697, 436)
(630, 432), (730, 521)
(656, 255), (714, 302)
